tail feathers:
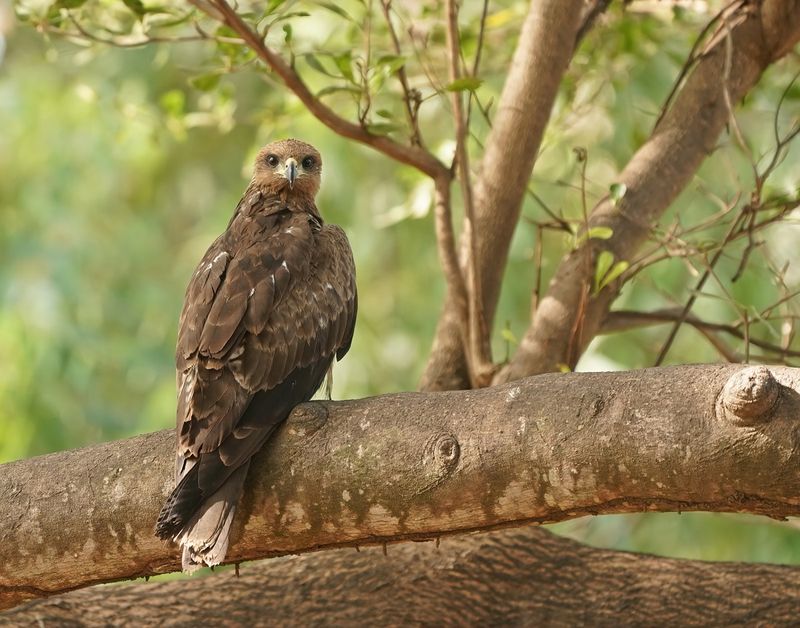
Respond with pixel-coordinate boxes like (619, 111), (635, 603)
(157, 462), (250, 572)
(179, 471), (241, 573)
(155, 460), (204, 541)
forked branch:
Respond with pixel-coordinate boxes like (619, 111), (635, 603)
(498, 0), (800, 382)
(421, 0), (586, 390)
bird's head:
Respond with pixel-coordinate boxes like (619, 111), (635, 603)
(252, 139), (322, 201)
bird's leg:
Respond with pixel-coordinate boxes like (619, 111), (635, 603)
(324, 364), (334, 400)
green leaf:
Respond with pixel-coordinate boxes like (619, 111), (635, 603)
(267, 10), (310, 26)
(159, 89), (185, 116)
(122, 0), (145, 16)
(282, 23), (292, 44)
(594, 250), (629, 293)
(316, 84), (361, 98)
(444, 77), (483, 92)
(375, 54), (406, 75)
(55, 0), (88, 9)
(304, 54), (338, 77)
(784, 82), (800, 101)
(609, 182), (627, 206)
(594, 250), (614, 293)
(587, 226), (613, 240)
(189, 72), (221, 92)
(376, 109), (393, 119)
(366, 122), (401, 135)
(216, 24), (237, 38)
(501, 328), (518, 346)
(333, 52), (354, 83)
(316, 1), (353, 21)
(602, 260), (629, 289)
(575, 225), (614, 247)
(140, 5), (177, 16)
(215, 24), (246, 58)
(265, 0), (286, 14)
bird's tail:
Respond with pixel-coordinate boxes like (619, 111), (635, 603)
(156, 461), (250, 573)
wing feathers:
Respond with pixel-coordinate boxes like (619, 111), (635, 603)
(159, 205), (357, 556)
(200, 289), (248, 357)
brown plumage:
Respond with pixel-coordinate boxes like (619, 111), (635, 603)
(155, 139), (357, 571)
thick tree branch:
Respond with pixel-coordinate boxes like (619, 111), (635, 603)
(420, 0), (585, 391)
(2, 364), (799, 610)
(6, 525), (800, 626)
(499, 0), (800, 382)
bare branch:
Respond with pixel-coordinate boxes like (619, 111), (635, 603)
(3, 365), (800, 609)
(603, 309), (800, 361)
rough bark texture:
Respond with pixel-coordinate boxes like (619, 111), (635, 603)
(4, 526), (800, 627)
(2, 364), (800, 611)
(499, 0), (800, 382)
(420, 0), (584, 391)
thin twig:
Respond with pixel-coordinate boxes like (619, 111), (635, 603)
(758, 68), (800, 189)
(379, 0), (423, 146)
(465, 0), (489, 131)
(58, 14), (206, 48)
(445, 0), (493, 386)
(653, 208), (748, 365)
(567, 147), (592, 368)
(654, 0), (744, 130)
(603, 308), (800, 361)
(359, 0), (373, 125)
(532, 225), (544, 316)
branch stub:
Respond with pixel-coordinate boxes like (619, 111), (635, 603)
(719, 366), (780, 426)
(434, 434), (460, 468)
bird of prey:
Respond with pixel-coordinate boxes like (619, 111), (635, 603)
(155, 139), (357, 571)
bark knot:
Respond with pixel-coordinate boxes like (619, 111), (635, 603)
(413, 434), (461, 496)
(718, 366), (780, 427)
(434, 434), (460, 468)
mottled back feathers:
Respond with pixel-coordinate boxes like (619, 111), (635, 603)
(156, 140), (357, 571)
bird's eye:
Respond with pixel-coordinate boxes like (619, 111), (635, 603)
(301, 156), (316, 170)
(266, 154), (279, 167)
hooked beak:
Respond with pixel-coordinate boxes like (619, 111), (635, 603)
(284, 158), (298, 188)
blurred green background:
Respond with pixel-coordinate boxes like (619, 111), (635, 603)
(1, 0), (799, 565)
